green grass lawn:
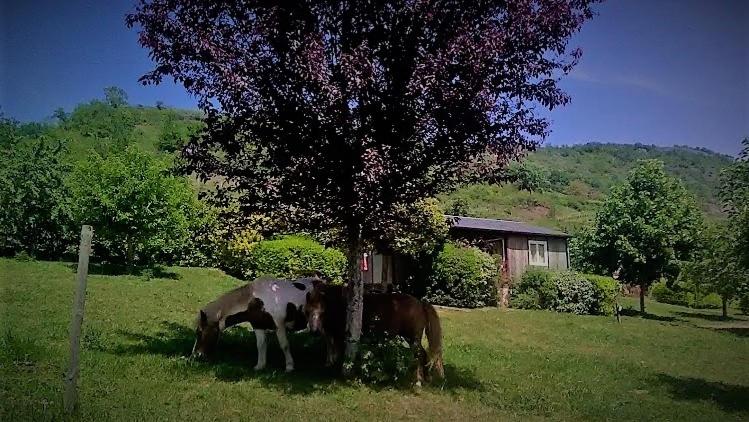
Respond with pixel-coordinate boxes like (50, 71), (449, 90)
(2, 259), (748, 421)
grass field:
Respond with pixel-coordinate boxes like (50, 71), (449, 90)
(2, 259), (748, 421)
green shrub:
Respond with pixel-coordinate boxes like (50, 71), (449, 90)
(739, 295), (749, 315)
(225, 235), (346, 282)
(68, 146), (202, 268)
(343, 334), (416, 385)
(649, 281), (688, 306)
(512, 270), (606, 315)
(582, 274), (620, 316)
(692, 293), (722, 309)
(510, 291), (541, 310)
(423, 243), (498, 308)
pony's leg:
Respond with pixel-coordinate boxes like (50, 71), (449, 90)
(275, 325), (294, 372)
(325, 336), (336, 367)
(411, 342), (425, 387)
(254, 329), (268, 371)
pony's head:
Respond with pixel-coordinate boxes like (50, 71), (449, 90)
(304, 279), (329, 335)
(191, 309), (222, 359)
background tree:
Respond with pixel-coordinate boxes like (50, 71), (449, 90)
(679, 224), (748, 318)
(52, 107), (69, 124)
(0, 138), (75, 259)
(720, 138), (749, 268)
(587, 160), (703, 313)
(507, 161), (551, 193)
(104, 86), (129, 108)
(128, 0), (597, 362)
(68, 146), (201, 269)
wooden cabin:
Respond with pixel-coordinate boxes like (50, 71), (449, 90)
(446, 215), (571, 280)
(361, 215), (571, 291)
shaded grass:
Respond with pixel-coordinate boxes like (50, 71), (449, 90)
(2, 259), (749, 421)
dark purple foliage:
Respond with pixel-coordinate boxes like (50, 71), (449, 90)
(127, 0), (597, 245)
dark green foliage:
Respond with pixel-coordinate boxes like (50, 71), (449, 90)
(650, 281), (689, 307)
(343, 334), (416, 386)
(424, 243), (498, 308)
(104, 86), (129, 108)
(66, 100), (136, 150)
(223, 235), (346, 281)
(585, 160), (704, 313)
(68, 146), (202, 268)
(157, 111), (187, 152)
(739, 295), (749, 315)
(0, 138), (75, 259)
(581, 274), (620, 316)
(512, 269), (612, 315)
(720, 138), (749, 269)
(506, 161), (551, 193)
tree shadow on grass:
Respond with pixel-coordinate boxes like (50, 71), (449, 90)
(655, 374), (749, 413)
(673, 311), (740, 322)
(619, 308), (678, 322)
(709, 327), (749, 338)
(108, 321), (484, 394)
(66, 262), (180, 280)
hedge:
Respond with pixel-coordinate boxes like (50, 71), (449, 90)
(222, 234), (346, 282)
(650, 281), (722, 309)
(423, 243), (498, 308)
(511, 269), (619, 316)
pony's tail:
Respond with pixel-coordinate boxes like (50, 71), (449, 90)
(423, 302), (444, 379)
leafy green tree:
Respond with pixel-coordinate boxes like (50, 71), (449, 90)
(507, 161), (551, 193)
(679, 224), (748, 318)
(157, 111), (185, 152)
(53, 107), (69, 123)
(0, 138), (75, 258)
(68, 146), (201, 269)
(720, 138), (749, 268)
(588, 160), (704, 313)
(104, 86), (129, 108)
(67, 100), (135, 149)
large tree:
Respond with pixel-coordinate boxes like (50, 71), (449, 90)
(128, 0), (597, 362)
(721, 138), (749, 269)
(587, 160), (704, 313)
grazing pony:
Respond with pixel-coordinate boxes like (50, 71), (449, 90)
(305, 283), (444, 384)
(192, 276), (318, 372)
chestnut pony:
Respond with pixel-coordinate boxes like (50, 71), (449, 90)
(305, 282), (444, 384)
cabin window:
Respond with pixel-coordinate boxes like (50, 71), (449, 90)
(528, 240), (549, 267)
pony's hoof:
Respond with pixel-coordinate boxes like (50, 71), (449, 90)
(254, 364), (266, 371)
(285, 366), (294, 373)
(415, 380), (422, 388)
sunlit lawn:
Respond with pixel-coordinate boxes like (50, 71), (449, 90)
(2, 259), (748, 421)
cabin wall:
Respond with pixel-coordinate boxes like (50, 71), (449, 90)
(548, 238), (569, 270)
(506, 235), (529, 279)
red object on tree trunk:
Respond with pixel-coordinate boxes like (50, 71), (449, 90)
(361, 253), (369, 271)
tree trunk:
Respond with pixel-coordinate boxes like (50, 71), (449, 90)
(639, 283), (646, 314)
(343, 232), (364, 376)
(722, 296), (728, 319)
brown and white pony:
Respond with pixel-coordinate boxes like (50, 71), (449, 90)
(304, 282), (445, 384)
(192, 276), (318, 372)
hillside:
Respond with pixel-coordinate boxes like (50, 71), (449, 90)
(4, 98), (732, 235)
(440, 143), (733, 233)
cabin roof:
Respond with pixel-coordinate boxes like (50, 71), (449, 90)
(446, 215), (570, 238)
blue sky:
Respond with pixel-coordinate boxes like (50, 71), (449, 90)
(1, 0), (747, 154)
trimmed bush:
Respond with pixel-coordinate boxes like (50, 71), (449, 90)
(692, 293), (722, 310)
(423, 243), (498, 308)
(650, 281), (688, 307)
(223, 234), (346, 282)
(582, 274), (620, 316)
(512, 270), (609, 315)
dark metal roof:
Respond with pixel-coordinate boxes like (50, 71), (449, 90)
(446, 215), (570, 238)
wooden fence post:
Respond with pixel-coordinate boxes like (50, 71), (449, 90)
(64, 225), (93, 413)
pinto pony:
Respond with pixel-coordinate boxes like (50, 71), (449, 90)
(192, 276), (318, 372)
(305, 283), (444, 384)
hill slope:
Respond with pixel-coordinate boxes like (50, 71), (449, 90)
(5, 100), (732, 234)
(440, 143), (732, 233)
